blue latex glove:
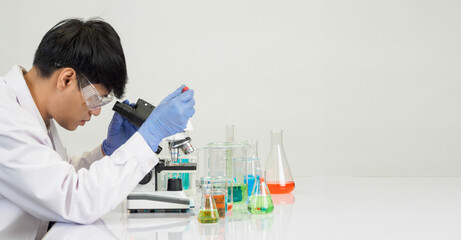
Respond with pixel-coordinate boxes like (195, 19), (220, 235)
(102, 100), (139, 155)
(138, 86), (195, 152)
(159, 84), (186, 105)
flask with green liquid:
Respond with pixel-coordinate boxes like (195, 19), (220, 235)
(248, 167), (274, 214)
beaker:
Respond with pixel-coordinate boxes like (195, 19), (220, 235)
(248, 167), (274, 214)
(212, 177), (228, 218)
(245, 140), (261, 197)
(208, 142), (248, 210)
(265, 130), (295, 194)
(198, 183), (219, 223)
(193, 147), (207, 190)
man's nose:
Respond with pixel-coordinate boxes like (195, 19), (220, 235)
(89, 107), (101, 116)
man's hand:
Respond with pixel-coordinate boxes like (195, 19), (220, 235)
(102, 100), (139, 155)
(138, 86), (195, 152)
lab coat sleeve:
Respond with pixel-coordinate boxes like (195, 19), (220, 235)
(49, 120), (104, 171)
(68, 145), (105, 171)
(0, 117), (158, 224)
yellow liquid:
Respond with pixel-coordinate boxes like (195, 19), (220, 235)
(198, 209), (219, 223)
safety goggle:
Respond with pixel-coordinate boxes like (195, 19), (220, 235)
(78, 74), (114, 110)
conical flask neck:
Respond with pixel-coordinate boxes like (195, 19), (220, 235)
(270, 130), (283, 146)
(252, 168), (270, 195)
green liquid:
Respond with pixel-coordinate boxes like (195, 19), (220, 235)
(248, 195), (274, 214)
(228, 183), (248, 203)
(198, 209), (219, 223)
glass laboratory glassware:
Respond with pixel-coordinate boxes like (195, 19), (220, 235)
(195, 147), (209, 190)
(208, 142), (248, 211)
(201, 176), (228, 218)
(198, 183), (219, 223)
(226, 178), (233, 211)
(226, 124), (234, 142)
(265, 130), (295, 194)
(248, 167), (274, 214)
(225, 124), (234, 204)
(245, 140), (261, 197)
(212, 177), (228, 218)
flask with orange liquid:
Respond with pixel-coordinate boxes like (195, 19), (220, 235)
(265, 130), (295, 194)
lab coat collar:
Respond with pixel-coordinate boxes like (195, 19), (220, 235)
(2, 65), (48, 135)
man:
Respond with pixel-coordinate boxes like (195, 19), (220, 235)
(0, 18), (195, 239)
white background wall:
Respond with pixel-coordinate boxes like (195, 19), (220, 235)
(1, 0), (461, 177)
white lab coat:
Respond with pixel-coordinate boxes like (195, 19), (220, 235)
(0, 65), (159, 239)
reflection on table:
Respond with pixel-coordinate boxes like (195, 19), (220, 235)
(44, 193), (296, 240)
(46, 176), (461, 239)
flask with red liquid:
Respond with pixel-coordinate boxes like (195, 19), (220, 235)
(265, 130), (295, 194)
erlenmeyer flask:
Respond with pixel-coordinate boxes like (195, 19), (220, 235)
(265, 130), (295, 194)
(200, 177), (228, 218)
(198, 183), (219, 223)
(248, 167), (274, 214)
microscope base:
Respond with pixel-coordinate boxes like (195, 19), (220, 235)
(127, 191), (194, 213)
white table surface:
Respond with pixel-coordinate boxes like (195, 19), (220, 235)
(42, 176), (461, 239)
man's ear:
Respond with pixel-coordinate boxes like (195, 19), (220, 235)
(56, 68), (77, 91)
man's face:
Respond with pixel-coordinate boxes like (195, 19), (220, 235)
(53, 79), (108, 131)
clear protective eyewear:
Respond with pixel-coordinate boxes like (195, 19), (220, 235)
(78, 74), (114, 110)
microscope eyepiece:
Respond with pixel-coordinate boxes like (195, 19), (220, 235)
(112, 99), (155, 128)
(113, 101), (135, 118)
(112, 101), (125, 114)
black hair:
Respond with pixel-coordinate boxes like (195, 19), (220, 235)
(33, 18), (127, 98)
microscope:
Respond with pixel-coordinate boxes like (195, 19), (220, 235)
(113, 93), (197, 213)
